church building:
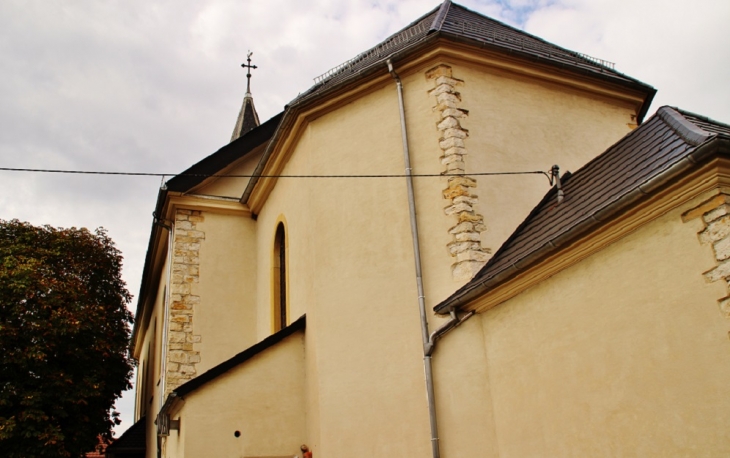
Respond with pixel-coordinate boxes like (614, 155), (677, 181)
(116, 1), (730, 456)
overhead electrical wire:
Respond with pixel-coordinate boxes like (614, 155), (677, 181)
(0, 167), (550, 180)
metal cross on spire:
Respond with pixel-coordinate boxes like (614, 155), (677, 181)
(242, 51), (257, 95)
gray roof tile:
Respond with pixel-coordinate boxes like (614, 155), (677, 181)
(436, 106), (730, 313)
(295, 1), (653, 108)
(106, 416), (146, 454)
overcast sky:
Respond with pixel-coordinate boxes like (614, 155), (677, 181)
(1, 0), (728, 436)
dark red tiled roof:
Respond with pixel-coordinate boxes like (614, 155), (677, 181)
(435, 106), (730, 313)
(84, 437), (109, 458)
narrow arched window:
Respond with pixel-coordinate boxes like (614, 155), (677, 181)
(273, 223), (287, 331)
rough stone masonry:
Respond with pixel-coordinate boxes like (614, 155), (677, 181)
(165, 209), (204, 396)
(427, 64), (490, 281)
(685, 191), (730, 340)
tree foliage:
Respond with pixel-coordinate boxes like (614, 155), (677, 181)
(0, 219), (134, 457)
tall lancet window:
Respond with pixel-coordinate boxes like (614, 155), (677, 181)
(273, 223), (287, 332)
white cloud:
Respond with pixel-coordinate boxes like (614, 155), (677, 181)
(523, 0), (730, 120)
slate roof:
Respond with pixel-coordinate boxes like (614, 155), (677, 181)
(105, 417), (146, 456)
(166, 111), (282, 193)
(130, 112), (284, 353)
(294, 0), (654, 119)
(230, 94), (261, 142)
(133, 0), (657, 350)
(435, 107), (730, 313)
(154, 315), (305, 438)
(171, 0), (652, 198)
(171, 315), (305, 398)
(242, 0), (654, 206)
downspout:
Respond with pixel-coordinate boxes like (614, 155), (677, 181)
(387, 58), (474, 458)
(153, 209), (174, 458)
(155, 213), (174, 411)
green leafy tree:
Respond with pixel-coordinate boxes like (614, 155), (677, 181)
(0, 219), (134, 457)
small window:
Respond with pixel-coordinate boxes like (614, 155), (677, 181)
(273, 223), (287, 331)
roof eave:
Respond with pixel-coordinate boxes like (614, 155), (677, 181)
(242, 30), (653, 208)
(167, 112), (283, 194)
(157, 315), (306, 418)
(132, 119), (283, 353)
(130, 187), (169, 357)
(240, 34), (442, 207)
(105, 416), (147, 453)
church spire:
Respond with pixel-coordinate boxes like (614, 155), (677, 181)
(231, 51), (261, 142)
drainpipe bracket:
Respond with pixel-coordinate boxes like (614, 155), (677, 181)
(424, 342), (435, 357)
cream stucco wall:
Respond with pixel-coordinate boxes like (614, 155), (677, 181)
(166, 331), (306, 458)
(137, 46), (655, 457)
(195, 143), (265, 198)
(253, 78), (433, 456)
(462, 63), (637, 260)
(194, 211), (258, 373)
(135, 250), (171, 458)
(137, 270), (167, 418)
(135, 208), (260, 456)
(238, 52), (647, 456)
(411, 60), (639, 302)
(468, 203), (730, 456)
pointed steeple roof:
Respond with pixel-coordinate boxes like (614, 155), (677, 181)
(231, 52), (261, 142)
(231, 93), (260, 141)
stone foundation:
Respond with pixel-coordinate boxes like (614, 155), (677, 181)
(165, 209), (204, 395)
(427, 64), (490, 281)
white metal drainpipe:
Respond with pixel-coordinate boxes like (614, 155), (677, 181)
(386, 58), (441, 458)
(160, 219), (174, 412)
(387, 58), (476, 458)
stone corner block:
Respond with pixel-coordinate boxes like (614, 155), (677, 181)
(698, 215), (730, 244)
(426, 64), (453, 80)
(682, 193), (730, 222)
(703, 258), (730, 283)
(718, 296), (730, 318)
(452, 260), (487, 282)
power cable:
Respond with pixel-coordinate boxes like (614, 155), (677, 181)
(0, 167), (550, 180)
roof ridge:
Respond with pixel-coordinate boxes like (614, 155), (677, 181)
(429, 0), (452, 31)
(296, 1), (653, 117)
(673, 106), (730, 132)
(657, 106), (713, 147)
(444, 3), (617, 70)
(311, 5), (440, 86)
